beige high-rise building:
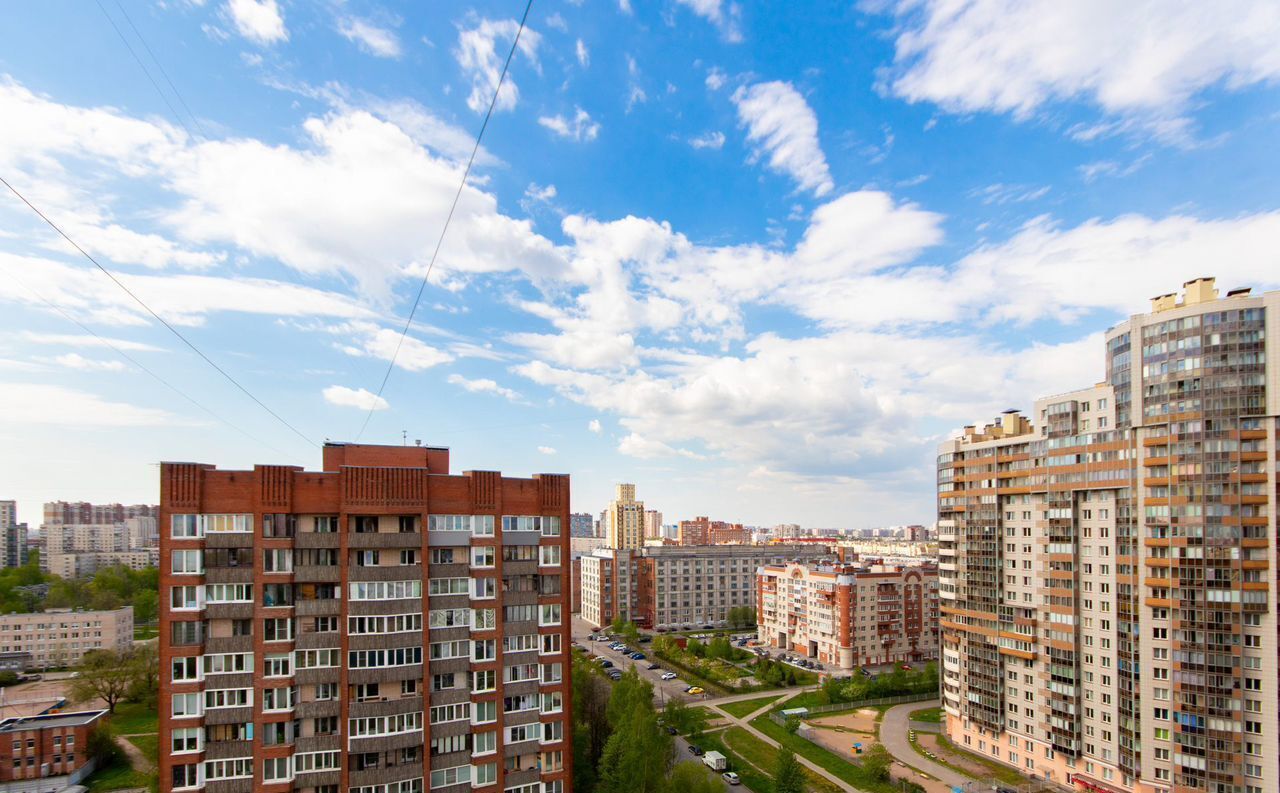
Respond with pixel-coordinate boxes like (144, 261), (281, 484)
(604, 483), (646, 549)
(643, 509), (663, 540)
(939, 278), (1279, 793)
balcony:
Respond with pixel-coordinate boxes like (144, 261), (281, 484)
(348, 664), (423, 685)
(204, 740), (252, 760)
(503, 768), (541, 789)
(348, 729), (424, 755)
(206, 603), (254, 621)
(295, 699), (340, 720)
(349, 696), (423, 720)
(348, 761), (423, 789)
(205, 533), (254, 549)
(349, 532), (422, 550)
(205, 566), (253, 584)
(351, 564), (423, 582)
(295, 668), (339, 686)
(204, 635), (252, 654)
(295, 532), (340, 549)
(203, 672), (253, 690)
(349, 631), (424, 651)
(295, 734), (342, 754)
(204, 706), (254, 726)
(294, 632), (340, 650)
(294, 565), (341, 582)
(206, 780), (253, 793)
(296, 598), (340, 617)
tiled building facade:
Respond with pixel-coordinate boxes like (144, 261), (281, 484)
(939, 279), (1280, 793)
(158, 443), (571, 793)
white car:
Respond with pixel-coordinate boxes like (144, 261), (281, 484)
(722, 772), (741, 785)
(661, 672), (678, 680)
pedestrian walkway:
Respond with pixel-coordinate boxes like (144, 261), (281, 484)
(879, 700), (968, 788)
(709, 690), (870, 793)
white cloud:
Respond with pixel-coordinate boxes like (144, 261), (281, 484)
(538, 108), (601, 141)
(879, 0), (1280, 138)
(18, 332), (162, 352)
(524, 183), (557, 203)
(545, 13), (568, 32)
(323, 385), (388, 411)
(1078, 155), (1152, 183)
(618, 432), (704, 460)
(705, 67), (727, 90)
(226, 0), (287, 45)
(625, 55), (647, 112)
(537, 445), (557, 455)
(618, 0), (633, 14)
(455, 18), (542, 114)
(967, 183), (1051, 206)
(335, 322), (454, 372)
(576, 38), (589, 67)
(446, 373), (522, 402)
(688, 131), (726, 150)
(51, 353), (127, 372)
(337, 17), (402, 59)
(675, 0), (743, 43)
(731, 81), (833, 196)
(0, 383), (177, 426)
(588, 419), (602, 433)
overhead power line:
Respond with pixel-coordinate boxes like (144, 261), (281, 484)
(356, 0), (536, 442)
(94, 0), (201, 142)
(1, 264), (304, 464)
(0, 174), (319, 449)
(107, 0), (210, 140)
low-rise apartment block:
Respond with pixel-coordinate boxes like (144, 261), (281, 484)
(46, 549), (159, 579)
(579, 544), (831, 629)
(0, 710), (108, 792)
(0, 607), (133, 668)
(677, 516), (749, 546)
(757, 560), (939, 669)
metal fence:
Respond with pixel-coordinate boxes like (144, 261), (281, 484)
(768, 691), (936, 725)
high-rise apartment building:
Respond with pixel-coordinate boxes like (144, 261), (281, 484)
(158, 443), (571, 793)
(677, 516), (749, 546)
(0, 501), (27, 569)
(579, 544), (832, 630)
(643, 510), (663, 540)
(43, 501), (156, 526)
(603, 483), (645, 550)
(757, 560), (939, 669)
(569, 512), (594, 537)
(939, 278), (1278, 793)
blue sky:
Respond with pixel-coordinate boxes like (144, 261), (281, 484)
(2, 0), (1280, 527)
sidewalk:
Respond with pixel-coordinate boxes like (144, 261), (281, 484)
(879, 700), (968, 788)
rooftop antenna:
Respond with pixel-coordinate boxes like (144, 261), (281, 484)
(402, 430), (408, 446)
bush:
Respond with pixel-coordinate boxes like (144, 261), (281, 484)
(87, 725), (122, 767)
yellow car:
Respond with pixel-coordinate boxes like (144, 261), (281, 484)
(687, 686), (705, 696)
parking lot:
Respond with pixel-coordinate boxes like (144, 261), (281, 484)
(571, 616), (720, 704)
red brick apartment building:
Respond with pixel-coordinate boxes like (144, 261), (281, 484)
(159, 443), (571, 793)
(0, 710), (106, 792)
(676, 516), (749, 546)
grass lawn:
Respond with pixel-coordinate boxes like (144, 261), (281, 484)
(722, 726), (842, 793)
(909, 706), (942, 723)
(107, 702), (158, 735)
(133, 625), (158, 640)
(751, 713), (907, 793)
(126, 733), (159, 764)
(693, 729), (774, 793)
(933, 733), (1026, 786)
(83, 754), (153, 792)
(719, 695), (786, 719)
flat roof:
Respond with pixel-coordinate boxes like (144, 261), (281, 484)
(0, 710), (106, 732)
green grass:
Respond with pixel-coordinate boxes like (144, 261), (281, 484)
(721, 726), (843, 793)
(133, 625), (158, 640)
(908, 706), (942, 723)
(771, 691), (825, 712)
(692, 728), (774, 793)
(107, 702), (158, 736)
(719, 695), (786, 719)
(126, 734), (159, 764)
(751, 713), (909, 793)
(83, 753), (153, 792)
(931, 733), (1027, 786)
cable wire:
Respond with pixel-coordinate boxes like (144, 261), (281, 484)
(109, 0), (210, 140)
(1, 264), (305, 464)
(356, 0), (535, 442)
(94, 0), (199, 142)
(0, 174), (319, 449)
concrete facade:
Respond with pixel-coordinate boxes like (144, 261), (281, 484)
(0, 607), (133, 668)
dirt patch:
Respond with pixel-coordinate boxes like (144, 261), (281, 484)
(918, 733), (995, 779)
(809, 707), (881, 736)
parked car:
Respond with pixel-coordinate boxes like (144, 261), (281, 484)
(687, 686), (705, 696)
(723, 772), (741, 785)
(688, 745), (705, 756)
(647, 663), (660, 670)
(599, 660), (613, 668)
(661, 672), (678, 680)
(630, 652), (645, 660)
(665, 725), (678, 735)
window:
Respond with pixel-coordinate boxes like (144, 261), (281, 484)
(264, 549), (293, 573)
(427, 515), (472, 532)
(473, 732), (497, 756)
(171, 550), (203, 575)
(205, 688), (251, 709)
(263, 618), (294, 642)
(262, 514), (296, 538)
(429, 548), (455, 564)
(472, 700), (497, 724)
(201, 514), (252, 534)
(348, 712), (423, 738)
(171, 728), (201, 754)
(348, 647), (423, 669)
(429, 641), (469, 660)
(473, 577), (496, 599)
(205, 758), (253, 781)
(429, 608), (471, 628)
(506, 723), (540, 743)
(172, 657), (200, 682)
(262, 686), (296, 712)
(471, 546), (495, 568)
(263, 654), (292, 677)
(473, 608), (496, 630)
(206, 584), (253, 603)
(172, 764), (200, 790)
(297, 649), (339, 669)
(473, 639), (496, 662)
(204, 653), (252, 675)
(263, 757), (292, 783)
(540, 604), (562, 626)
(400, 549), (419, 566)
(294, 751), (340, 774)
(472, 670), (496, 693)
(262, 583), (293, 607)
(171, 586), (201, 610)
(539, 545), (561, 566)
(428, 578), (468, 596)
(430, 765), (470, 789)
(348, 613), (423, 634)
(313, 515), (339, 533)
(431, 734), (470, 756)
(171, 515), (200, 538)
(350, 580), (423, 600)
(541, 633), (562, 655)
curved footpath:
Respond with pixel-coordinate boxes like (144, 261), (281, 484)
(879, 700), (969, 789)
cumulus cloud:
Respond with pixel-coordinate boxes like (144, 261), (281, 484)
(51, 353), (127, 372)
(538, 108), (600, 141)
(537, 445), (557, 455)
(688, 131), (726, 150)
(226, 0), (287, 45)
(675, 0), (743, 43)
(455, 18), (541, 114)
(446, 373), (522, 402)
(323, 385), (388, 411)
(588, 419), (602, 433)
(732, 81), (833, 196)
(878, 0), (1280, 140)
(337, 17), (402, 58)
(0, 383), (177, 426)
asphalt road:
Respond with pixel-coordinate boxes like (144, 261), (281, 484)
(572, 615), (719, 706)
(880, 699), (969, 789)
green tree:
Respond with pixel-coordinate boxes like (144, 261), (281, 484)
(666, 761), (721, 793)
(774, 748), (805, 793)
(707, 637), (732, 660)
(597, 698), (674, 793)
(573, 655), (612, 793)
(606, 667), (653, 728)
(86, 724), (122, 766)
(784, 715), (801, 735)
(69, 649), (133, 712)
(686, 638), (706, 658)
(127, 643), (159, 707)
(663, 697), (709, 738)
(861, 744), (893, 782)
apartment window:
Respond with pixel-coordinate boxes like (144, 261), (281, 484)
(474, 639), (497, 662)
(170, 621), (203, 646)
(262, 686), (296, 712)
(398, 516), (417, 533)
(205, 688), (251, 709)
(170, 586), (201, 610)
(206, 583), (252, 603)
(429, 548), (455, 564)
(262, 757), (292, 783)
(473, 608), (496, 630)
(399, 549), (419, 566)
(429, 703), (471, 725)
(171, 515), (200, 538)
(262, 584), (293, 607)
(204, 653), (252, 675)
(172, 657), (200, 682)
(350, 580), (423, 600)
(264, 549), (293, 573)
(171, 550), (203, 575)
(474, 762), (497, 784)
(472, 701), (497, 724)
(539, 545), (562, 566)
(429, 641), (469, 661)
(172, 764), (200, 790)
(205, 758), (253, 781)
(171, 728), (201, 754)
(471, 546), (496, 568)
(201, 514), (252, 534)
(263, 653), (292, 677)
(428, 515), (473, 532)
(430, 765), (471, 789)
(297, 649), (339, 669)
(473, 731), (497, 756)
(313, 515), (338, 533)
(262, 514), (296, 538)
(263, 618), (294, 642)
(540, 604), (562, 626)
(430, 734), (470, 756)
